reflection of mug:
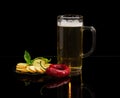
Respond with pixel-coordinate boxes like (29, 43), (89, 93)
(57, 14), (96, 75)
(56, 76), (95, 98)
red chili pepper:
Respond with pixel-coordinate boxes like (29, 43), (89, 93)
(46, 64), (70, 78)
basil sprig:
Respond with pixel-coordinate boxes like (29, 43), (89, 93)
(24, 50), (32, 65)
(23, 50), (51, 65)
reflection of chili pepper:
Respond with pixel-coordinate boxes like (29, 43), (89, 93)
(46, 77), (70, 88)
(46, 64), (70, 78)
(40, 77), (70, 95)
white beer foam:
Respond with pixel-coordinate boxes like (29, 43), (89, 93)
(58, 20), (83, 27)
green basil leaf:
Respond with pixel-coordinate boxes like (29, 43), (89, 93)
(24, 50), (31, 64)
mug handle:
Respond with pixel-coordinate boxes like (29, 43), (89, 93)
(82, 26), (96, 58)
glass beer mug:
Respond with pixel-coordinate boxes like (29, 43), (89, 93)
(57, 14), (96, 75)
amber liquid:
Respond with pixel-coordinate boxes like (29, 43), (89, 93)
(57, 26), (83, 75)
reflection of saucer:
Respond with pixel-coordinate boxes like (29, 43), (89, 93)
(15, 73), (52, 83)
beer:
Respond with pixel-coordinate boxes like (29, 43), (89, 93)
(57, 21), (83, 75)
(57, 14), (96, 76)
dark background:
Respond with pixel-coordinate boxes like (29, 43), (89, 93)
(1, 1), (120, 58)
(2, 1), (120, 98)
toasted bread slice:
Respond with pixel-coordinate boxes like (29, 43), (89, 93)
(26, 66), (36, 73)
(16, 63), (28, 69)
(16, 68), (28, 73)
(35, 66), (45, 74)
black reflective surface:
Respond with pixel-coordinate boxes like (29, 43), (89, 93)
(5, 56), (120, 98)
(2, 2), (120, 98)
